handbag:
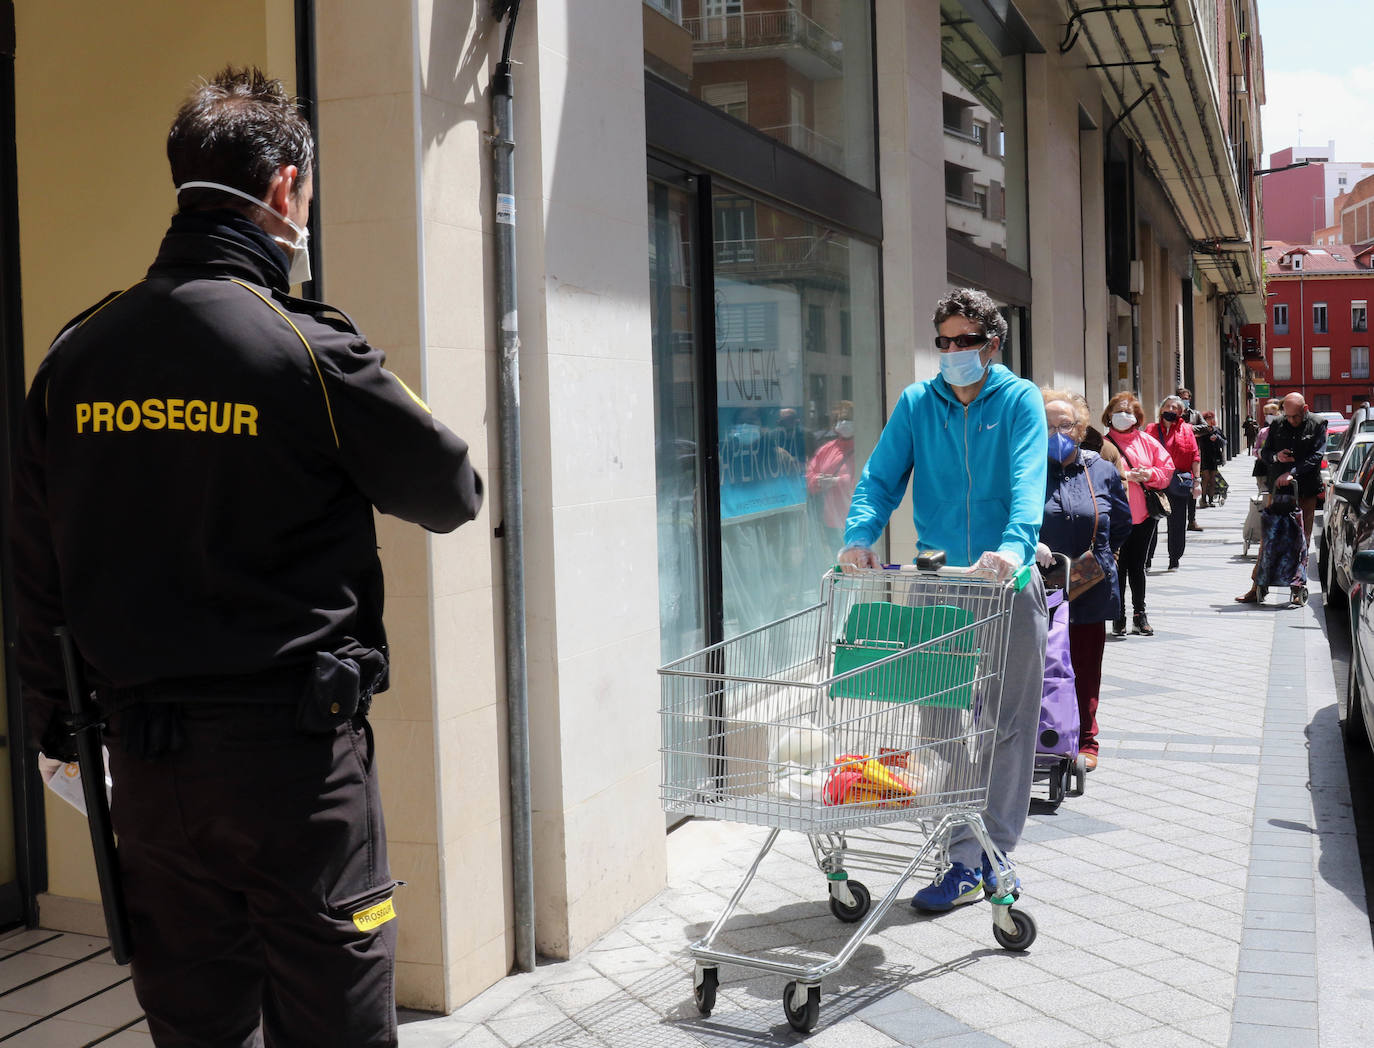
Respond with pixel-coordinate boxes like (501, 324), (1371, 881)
(1167, 471), (1194, 499)
(1112, 435), (1170, 519)
(1066, 467), (1106, 601)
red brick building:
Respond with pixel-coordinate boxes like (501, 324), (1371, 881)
(1245, 242), (1374, 416)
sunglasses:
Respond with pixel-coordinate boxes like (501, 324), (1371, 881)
(935, 333), (989, 350)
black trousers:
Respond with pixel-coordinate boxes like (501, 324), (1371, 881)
(107, 704), (398, 1048)
(1117, 518), (1155, 617)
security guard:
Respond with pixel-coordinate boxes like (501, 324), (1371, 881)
(12, 68), (482, 1047)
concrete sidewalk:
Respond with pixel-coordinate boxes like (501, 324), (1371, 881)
(405, 459), (1374, 1048)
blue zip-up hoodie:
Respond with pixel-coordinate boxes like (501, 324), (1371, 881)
(843, 363), (1047, 567)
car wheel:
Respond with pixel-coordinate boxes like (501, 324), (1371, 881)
(1348, 660), (1370, 751)
(1320, 537), (1331, 603)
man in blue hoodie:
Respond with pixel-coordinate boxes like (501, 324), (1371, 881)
(840, 288), (1048, 912)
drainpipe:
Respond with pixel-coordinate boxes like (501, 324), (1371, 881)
(490, 0), (534, 976)
(294, 0), (323, 298)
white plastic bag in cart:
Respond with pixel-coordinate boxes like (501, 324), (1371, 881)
(769, 719), (834, 802)
(37, 750), (112, 816)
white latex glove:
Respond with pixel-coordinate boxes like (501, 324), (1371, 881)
(972, 550), (1022, 581)
(838, 545), (881, 571)
(1034, 542), (1054, 569)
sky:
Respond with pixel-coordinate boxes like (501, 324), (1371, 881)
(1257, 0), (1374, 165)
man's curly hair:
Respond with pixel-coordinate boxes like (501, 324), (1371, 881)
(932, 288), (1008, 345)
(168, 66), (314, 210)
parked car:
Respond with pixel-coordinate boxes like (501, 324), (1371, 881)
(1325, 419), (1352, 473)
(1341, 540), (1374, 749)
(1319, 434), (1374, 604)
(1317, 411), (1346, 424)
(1334, 405), (1374, 465)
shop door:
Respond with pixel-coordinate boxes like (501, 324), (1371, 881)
(0, 0), (36, 928)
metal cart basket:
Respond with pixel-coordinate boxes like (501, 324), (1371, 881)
(659, 560), (1038, 1033)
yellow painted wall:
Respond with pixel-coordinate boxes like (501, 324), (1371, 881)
(12, 0), (293, 901)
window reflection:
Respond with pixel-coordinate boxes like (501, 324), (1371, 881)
(713, 189), (880, 637)
(649, 181), (707, 663)
(940, 0), (1027, 268)
(643, 0), (876, 188)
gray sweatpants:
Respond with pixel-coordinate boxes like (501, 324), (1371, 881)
(947, 569), (1047, 868)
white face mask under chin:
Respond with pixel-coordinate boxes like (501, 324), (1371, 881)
(176, 180), (311, 285)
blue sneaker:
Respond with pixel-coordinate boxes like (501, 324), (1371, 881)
(981, 854), (1021, 899)
(911, 861), (983, 913)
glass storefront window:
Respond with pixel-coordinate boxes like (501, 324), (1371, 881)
(940, 0), (1027, 269)
(649, 180), (707, 663)
(712, 188), (881, 637)
(642, 0), (876, 188)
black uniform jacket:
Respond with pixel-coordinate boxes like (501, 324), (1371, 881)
(13, 211), (484, 752)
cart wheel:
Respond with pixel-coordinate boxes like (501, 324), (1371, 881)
(992, 908), (1037, 951)
(828, 880), (871, 923)
(693, 967), (718, 1016)
(782, 982), (821, 1033)
(1070, 753), (1088, 797)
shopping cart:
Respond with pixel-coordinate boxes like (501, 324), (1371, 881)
(1212, 472), (1230, 506)
(659, 556), (1037, 1033)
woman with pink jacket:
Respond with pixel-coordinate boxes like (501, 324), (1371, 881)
(1103, 393), (1174, 636)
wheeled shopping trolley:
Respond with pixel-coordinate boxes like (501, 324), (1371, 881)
(659, 559), (1037, 1033)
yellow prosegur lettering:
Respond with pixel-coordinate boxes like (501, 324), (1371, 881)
(141, 399), (166, 429)
(73, 400), (260, 437)
(351, 897), (396, 933)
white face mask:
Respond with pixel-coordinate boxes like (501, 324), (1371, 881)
(177, 180), (312, 285)
(834, 419), (855, 439)
(1111, 411), (1136, 432)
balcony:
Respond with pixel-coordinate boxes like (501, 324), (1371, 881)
(683, 9), (843, 80)
(758, 123), (843, 169)
(714, 235), (850, 284)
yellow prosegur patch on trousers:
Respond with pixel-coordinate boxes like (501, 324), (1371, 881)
(352, 897), (397, 933)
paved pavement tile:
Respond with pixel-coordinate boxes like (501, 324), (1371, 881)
(400, 463), (1374, 1048)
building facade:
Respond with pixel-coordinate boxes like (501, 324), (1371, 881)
(0, 0), (1264, 1015)
(1260, 142), (1374, 245)
(1245, 242), (1374, 416)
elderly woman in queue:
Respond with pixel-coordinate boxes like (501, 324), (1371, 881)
(1145, 394), (1202, 570)
(1037, 390), (1131, 770)
(1103, 393), (1174, 636)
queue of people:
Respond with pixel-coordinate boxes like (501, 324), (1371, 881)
(835, 285), (1238, 913)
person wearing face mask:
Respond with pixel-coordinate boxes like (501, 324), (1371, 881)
(840, 288), (1048, 913)
(1036, 391), (1131, 769)
(11, 68), (483, 1047)
(806, 402), (857, 553)
(1252, 401), (1282, 494)
(1103, 394), (1174, 636)
(1146, 396), (1203, 568)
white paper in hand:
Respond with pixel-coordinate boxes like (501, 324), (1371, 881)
(38, 750), (112, 817)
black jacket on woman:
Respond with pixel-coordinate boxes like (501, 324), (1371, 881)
(1041, 450), (1133, 624)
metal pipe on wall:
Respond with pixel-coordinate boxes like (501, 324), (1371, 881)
(490, 0), (535, 976)
(294, 0), (323, 298)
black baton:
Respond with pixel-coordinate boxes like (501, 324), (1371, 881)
(54, 627), (133, 964)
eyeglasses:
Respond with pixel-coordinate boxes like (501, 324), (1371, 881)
(935, 333), (989, 350)
(1050, 421), (1077, 435)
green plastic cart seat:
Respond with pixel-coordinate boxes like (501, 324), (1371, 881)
(830, 602), (979, 707)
